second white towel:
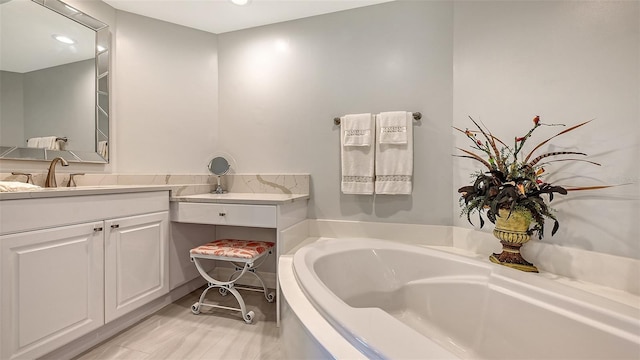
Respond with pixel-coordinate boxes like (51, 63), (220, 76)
(378, 111), (408, 144)
(375, 111), (413, 194)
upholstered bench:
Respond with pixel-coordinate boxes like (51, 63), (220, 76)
(190, 239), (275, 323)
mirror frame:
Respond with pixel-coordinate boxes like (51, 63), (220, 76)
(0, 0), (110, 163)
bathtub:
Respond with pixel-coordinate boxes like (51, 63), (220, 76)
(284, 238), (640, 359)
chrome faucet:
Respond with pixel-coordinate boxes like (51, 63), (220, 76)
(45, 157), (69, 187)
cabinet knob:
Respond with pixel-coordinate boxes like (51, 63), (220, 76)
(218, 212), (226, 217)
(111, 224), (120, 229)
(94, 227), (103, 232)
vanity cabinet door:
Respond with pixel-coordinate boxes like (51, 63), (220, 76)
(0, 222), (105, 360)
(104, 211), (169, 323)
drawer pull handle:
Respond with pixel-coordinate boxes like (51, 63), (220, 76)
(218, 212), (226, 217)
(94, 227), (103, 232)
(111, 224), (120, 229)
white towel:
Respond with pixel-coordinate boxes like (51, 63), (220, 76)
(26, 137), (40, 148)
(41, 136), (60, 150)
(378, 111), (408, 144)
(341, 114), (375, 194)
(375, 111), (413, 194)
(0, 181), (42, 192)
(26, 136), (60, 150)
(98, 141), (108, 158)
(342, 113), (373, 146)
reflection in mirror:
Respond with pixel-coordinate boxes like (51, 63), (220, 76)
(0, 0), (110, 163)
(208, 157), (231, 194)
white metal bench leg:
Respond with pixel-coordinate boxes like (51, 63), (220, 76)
(189, 239), (274, 324)
(225, 251), (275, 302)
(190, 258), (256, 323)
(191, 283), (255, 323)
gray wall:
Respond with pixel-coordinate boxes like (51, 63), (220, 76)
(114, 11), (219, 174)
(23, 59), (95, 150)
(218, 1), (454, 225)
(2, 0), (638, 259)
(1, 59), (94, 150)
(453, 1), (640, 259)
(0, 71), (24, 146)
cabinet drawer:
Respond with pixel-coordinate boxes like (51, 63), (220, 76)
(171, 202), (277, 228)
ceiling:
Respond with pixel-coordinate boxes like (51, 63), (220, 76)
(102, 0), (393, 34)
(0, 0), (391, 73)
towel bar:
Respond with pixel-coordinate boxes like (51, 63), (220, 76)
(25, 137), (68, 143)
(334, 112), (421, 126)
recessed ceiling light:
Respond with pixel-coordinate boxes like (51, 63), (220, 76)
(230, 0), (250, 5)
(53, 34), (75, 45)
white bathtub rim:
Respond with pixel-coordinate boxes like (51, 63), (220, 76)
(296, 238), (639, 317)
(304, 220), (640, 298)
(279, 255), (367, 359)
(291, 237), (640, 359)
(281, 253), (458, 360)
(293, 238), (480, 359)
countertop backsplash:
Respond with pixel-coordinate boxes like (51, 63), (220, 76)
(0, 173), (310, 196)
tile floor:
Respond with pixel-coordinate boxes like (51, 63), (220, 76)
(74, 287), (282, 360)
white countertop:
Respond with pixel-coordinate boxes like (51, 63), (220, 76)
(0, 185), (174, 200)
(171, 192), (310, 205)
(0, 184), (310, 205)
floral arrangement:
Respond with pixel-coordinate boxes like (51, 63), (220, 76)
(456, 115), (604, 239)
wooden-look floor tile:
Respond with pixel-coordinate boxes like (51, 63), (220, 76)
(74, 344), (149, 360)
(74, 287), (282, 360)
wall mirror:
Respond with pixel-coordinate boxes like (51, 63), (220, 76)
(0, 0), (110, 163)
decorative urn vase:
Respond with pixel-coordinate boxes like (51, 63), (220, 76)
(489, 208), (538, 273)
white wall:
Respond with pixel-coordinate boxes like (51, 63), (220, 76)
(218, 1), (454, 225)
(114, 12), (219, 174)
(452, 1), (640, 258)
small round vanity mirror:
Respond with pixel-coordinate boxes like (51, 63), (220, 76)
(208, 156), (230, 176)
(208, 156), (230, 194)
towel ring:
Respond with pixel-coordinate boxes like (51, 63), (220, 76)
(334, 112), (421, 126)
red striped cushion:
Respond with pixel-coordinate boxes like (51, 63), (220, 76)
(190, 239), (274, 259)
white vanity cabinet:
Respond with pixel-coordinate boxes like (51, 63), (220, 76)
(0, 222), (105, 360)
(104, 211), (169, 323)
(0, 190), (169, 360)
